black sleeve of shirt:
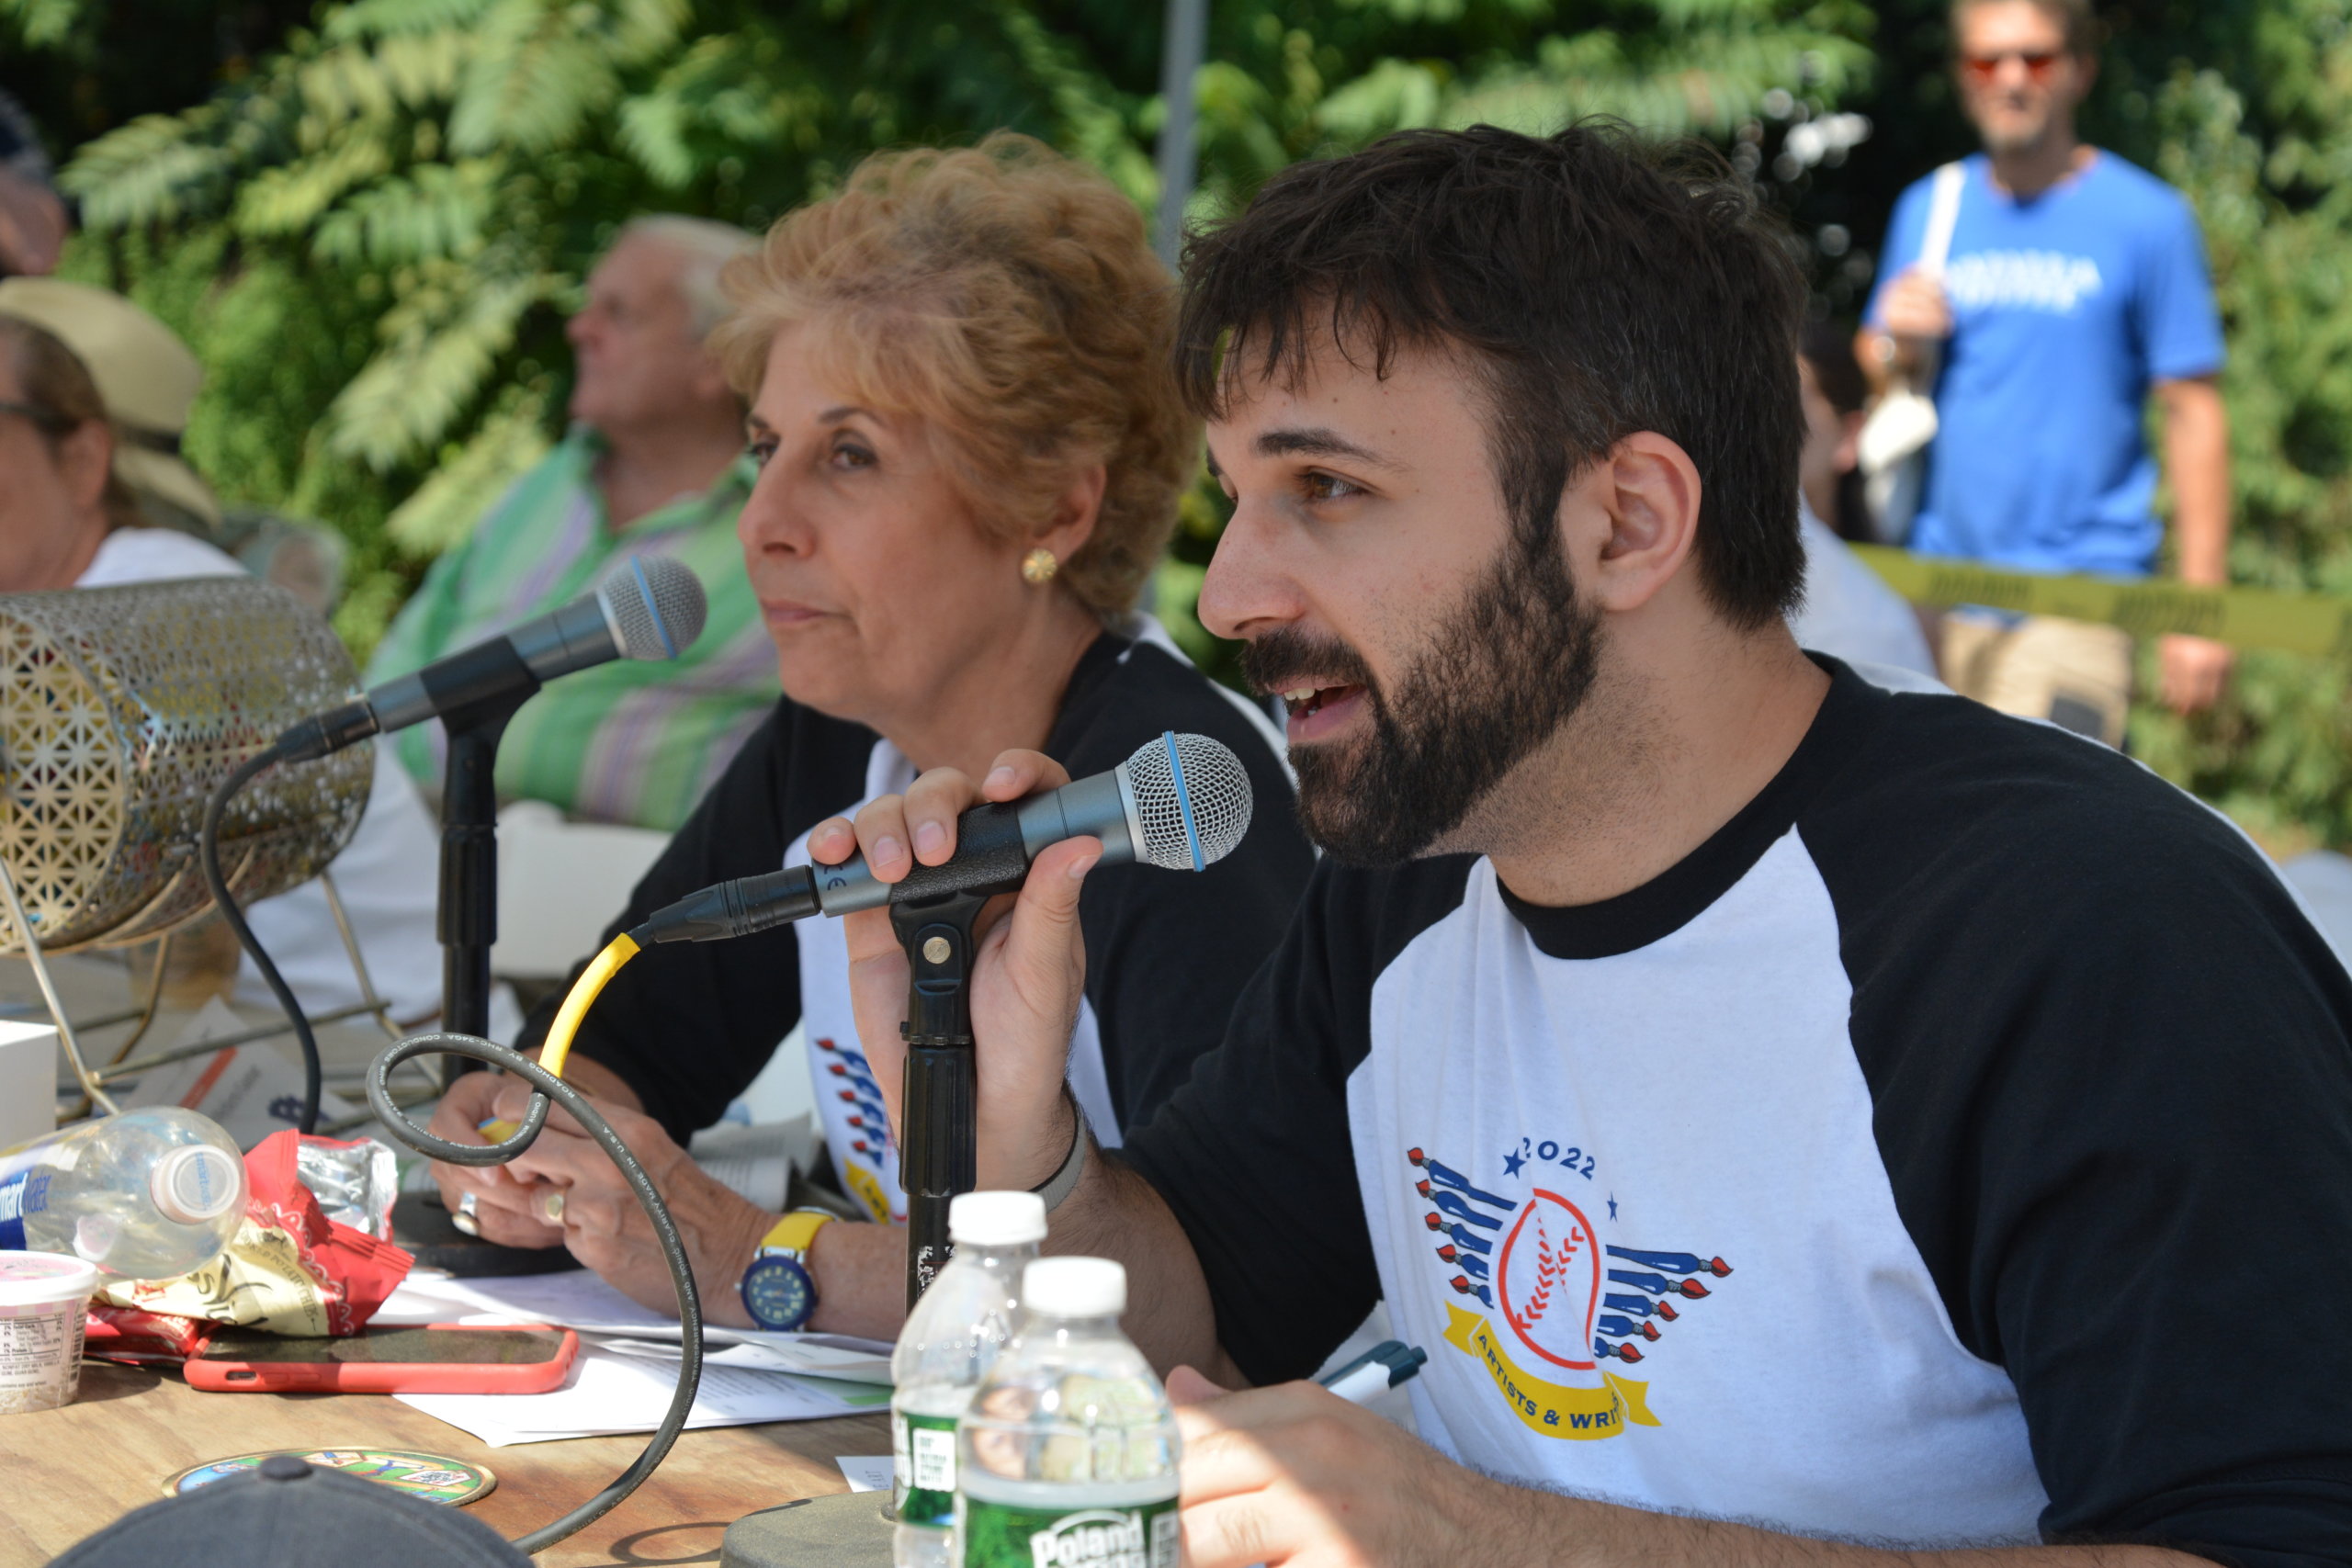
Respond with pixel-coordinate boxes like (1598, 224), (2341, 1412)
(521, 701), (872, 1143)
(1807, 696), (2352, 1568)
(1122, 856), (1472, 1387)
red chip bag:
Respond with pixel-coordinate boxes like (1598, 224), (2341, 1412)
(85, 1303), (210, 1365)
(243, 1131), (413, 1334)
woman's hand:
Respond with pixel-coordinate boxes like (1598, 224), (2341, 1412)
(425, 1069), (566, 1249)
(426, 1053), (649, 1251)
(469, 1077), (775, 1327)
(809, 749), (1097, 1192)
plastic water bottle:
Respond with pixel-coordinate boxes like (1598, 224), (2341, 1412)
(0, 1108), (245, 1280)
(891, 1190), (1048, 1568)
(956, 1257), (1181, 1568)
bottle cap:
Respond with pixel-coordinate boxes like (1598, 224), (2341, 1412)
(1021, 1257), (1125, 1318)
(948, 1190), (1046, 1247)
(150, 1145), (243, 1225)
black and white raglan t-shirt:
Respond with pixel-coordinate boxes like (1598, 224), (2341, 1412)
(1123, 658), (2352, 1566)
(534, 627), (1313, 1220)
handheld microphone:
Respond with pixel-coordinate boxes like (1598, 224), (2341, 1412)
(635, 731), (1254, 944)
(272, 557), (709, 761)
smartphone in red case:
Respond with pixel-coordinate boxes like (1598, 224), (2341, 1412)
(185, 1323), (579, 1394)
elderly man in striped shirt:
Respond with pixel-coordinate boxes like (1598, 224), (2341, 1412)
(368, 216), (779, 830)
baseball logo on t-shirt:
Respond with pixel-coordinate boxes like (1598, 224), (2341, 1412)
(1407, 1144), (1732, 1439)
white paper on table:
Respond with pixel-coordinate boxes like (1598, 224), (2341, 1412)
(397, 1342), (864, 1448)
(377, 1268), (686, 1335)
(588, 1330), (892, 1385)
(837, 1456), (893, 1493)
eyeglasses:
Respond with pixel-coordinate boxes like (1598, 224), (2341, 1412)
(1960, 49), (2064, 85)
(0, 400), (74, 435)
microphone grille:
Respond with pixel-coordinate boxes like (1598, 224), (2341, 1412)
(1122, 732), (1253, 872)
(600, 556), (708, 660)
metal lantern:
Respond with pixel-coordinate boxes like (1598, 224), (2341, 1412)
(0, 576), (372, 954)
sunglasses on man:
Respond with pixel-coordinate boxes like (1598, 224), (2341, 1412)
(1959, 49), (2066, 85)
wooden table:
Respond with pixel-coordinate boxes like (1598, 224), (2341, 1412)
(0, 1361), (888, 1565)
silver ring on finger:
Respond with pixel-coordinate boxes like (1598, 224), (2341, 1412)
(452, 1190), (480, 1236)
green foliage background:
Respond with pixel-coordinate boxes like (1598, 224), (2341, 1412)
(8, 0), (2352, 847)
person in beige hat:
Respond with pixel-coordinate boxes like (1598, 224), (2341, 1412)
(0, 290), (519, 1047)
(0, 276), (220, 533)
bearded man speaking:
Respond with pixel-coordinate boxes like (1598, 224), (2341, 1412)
(810, 125), (2352, 1568)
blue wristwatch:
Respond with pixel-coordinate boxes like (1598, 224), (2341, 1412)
(740, 1208), (834, 1332)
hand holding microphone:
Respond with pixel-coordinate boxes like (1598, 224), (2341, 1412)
(808, 737), (1251, 1198)
(827, 750), (1104, 1200)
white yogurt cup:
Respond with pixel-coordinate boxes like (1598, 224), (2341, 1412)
(0, 1251), (99, 1414)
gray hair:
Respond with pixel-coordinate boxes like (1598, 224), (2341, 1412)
(616, 215), (759, 339)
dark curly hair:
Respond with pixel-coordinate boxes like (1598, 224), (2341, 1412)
(1175, 120), (1808, 630)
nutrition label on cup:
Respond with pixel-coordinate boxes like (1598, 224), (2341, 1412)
(0, 1250), (97, 1416)
(0, 1301), (87, 1413)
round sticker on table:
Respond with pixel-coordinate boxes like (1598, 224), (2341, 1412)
(164, 1449), (496, 1506)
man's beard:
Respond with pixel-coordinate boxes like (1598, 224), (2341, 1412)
(1244, 524), (1602, 866)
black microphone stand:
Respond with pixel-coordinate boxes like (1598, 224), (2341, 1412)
(893, 887), (988, 1308)
(436, 649), (542, 1043)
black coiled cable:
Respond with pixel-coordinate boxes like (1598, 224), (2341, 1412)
(205, 745), (703, 1553)
(368, 1033), (703, 1554)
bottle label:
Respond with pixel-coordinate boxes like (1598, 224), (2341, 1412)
(956, 1496), (1179, 1568)
(0, 1168), (51, 1251)
(895, 1409), (959, 1526)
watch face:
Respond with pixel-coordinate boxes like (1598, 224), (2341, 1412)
(741, 1254), (816, 1332)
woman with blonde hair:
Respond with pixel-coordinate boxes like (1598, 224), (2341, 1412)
(428, 135), (1311, 1337)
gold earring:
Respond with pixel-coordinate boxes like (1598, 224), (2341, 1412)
(1021, 547), (1059, 586)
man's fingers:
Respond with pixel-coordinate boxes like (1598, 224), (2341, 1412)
(1170, 1381), (1333, 1439)
(978, 749), (1071, 802)
(1176, 1492), (1310, 1568)
(1166, 1364), (1231, 1405)
(905, 769), (980, 867)
(1173, 1420), (1297, 1506)
(809, 814), (856, 867)
(1013, 838), (1099, 934)
(852, 795), (916, 882)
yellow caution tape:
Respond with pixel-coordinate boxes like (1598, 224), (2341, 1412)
(1847, 546), (2352, 659)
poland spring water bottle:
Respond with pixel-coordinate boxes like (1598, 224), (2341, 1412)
(0, 1108), (245, 1280)
(891, 1190), (1048, 1568)
(955, 1257), (1180, 1568)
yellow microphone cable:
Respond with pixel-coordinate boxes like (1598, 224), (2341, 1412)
(537, 931), (640, 1082)
(470, 931), (639, 1145)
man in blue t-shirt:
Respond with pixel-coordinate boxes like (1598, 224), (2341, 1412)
(1860, 0), (2231, 746)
